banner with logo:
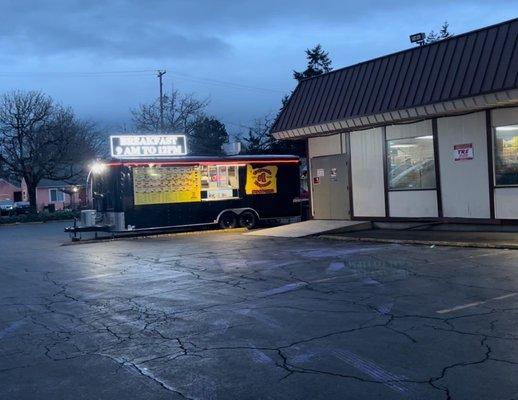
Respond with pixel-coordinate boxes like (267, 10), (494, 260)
(245, 165), (278, 195)
(133, 166), (201, 205)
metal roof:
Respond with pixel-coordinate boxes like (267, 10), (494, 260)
(272, 18), (518, 135)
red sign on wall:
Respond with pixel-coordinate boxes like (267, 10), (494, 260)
(453, 143), (474, 161)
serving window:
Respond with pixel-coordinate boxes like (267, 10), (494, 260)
(494, 125), (518, 186)
(387, 135), (436, 190)
(200, 165), (240, 200)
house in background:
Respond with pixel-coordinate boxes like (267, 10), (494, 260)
(0, 178), (22, 201)
(21, 178), (87, 212)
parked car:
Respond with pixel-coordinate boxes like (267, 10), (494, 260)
(12, 201), (31, 215)
(0, 200), (14, 216)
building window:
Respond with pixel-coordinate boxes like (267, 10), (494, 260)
(200, 165), (240, 200)
(387, 135), (436, 190)
(495, 125), (518, 186)
(49, 188), (65, 202)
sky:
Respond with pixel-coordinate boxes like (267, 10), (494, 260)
(0, 1), (517, 136)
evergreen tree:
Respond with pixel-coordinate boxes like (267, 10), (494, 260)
(416, 21), (453, 46)
(188, 116), (228, 156)
(293, 44), (333, 82)
(276, 44), (333, 120)
(243, 44), (333, 157)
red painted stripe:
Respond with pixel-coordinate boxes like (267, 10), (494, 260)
(104, 159), (299, 167)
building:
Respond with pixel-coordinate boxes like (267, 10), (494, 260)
(272, 18), (518, 223)
(0, 178), (21, 202)
(21, 178), (87, 212)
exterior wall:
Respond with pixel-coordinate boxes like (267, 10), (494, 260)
(386, 119), (432, 140)
(437, 112), (491, 218)
(350, 128), (385, 217)
(305, 107), (518, 222)
(0, 180), (20, 201)
(21, 179), (73, 211)
(308, 134), (346, 158)
(36, 188), (71, 211)
(307, 133), (348, 218)
(495, 188), (518, 219)
(389, 190), (438, 217)
(386, 120), (438, 218)
(492, 107), (518, 219)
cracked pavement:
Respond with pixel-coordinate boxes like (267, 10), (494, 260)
(1, 222), (518, 399)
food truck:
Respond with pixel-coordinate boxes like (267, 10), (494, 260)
(67, 134), (301, 237)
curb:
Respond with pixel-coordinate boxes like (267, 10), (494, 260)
(62, 227), (248, 246)
(319, 234), (518, 250)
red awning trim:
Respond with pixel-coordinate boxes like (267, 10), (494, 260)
(105, 159), (299, 167)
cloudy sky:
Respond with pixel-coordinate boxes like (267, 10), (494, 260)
(0, 1), (517, 135)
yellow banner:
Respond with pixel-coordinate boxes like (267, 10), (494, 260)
(245, 165), (278, 195)
(133, 166), (201, 205)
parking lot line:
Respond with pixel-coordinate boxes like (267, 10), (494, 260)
(436, 292), (518, 314)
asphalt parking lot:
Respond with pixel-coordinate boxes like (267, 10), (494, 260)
(1, 222), (518, 400)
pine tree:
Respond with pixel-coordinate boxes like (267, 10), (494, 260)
(188, 116), (228, 156)
(417, 21), (453, 45)
(438, 21), (453, 40)
(293, 44), (333, 82)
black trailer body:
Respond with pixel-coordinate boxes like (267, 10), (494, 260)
(92, 155), (300, 231)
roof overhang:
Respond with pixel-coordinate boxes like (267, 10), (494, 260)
(273, 89), (518, 140)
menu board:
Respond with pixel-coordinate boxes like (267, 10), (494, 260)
(133, 166), (201, 205)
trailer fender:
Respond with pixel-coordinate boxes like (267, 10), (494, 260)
(215, 208), (260, 224)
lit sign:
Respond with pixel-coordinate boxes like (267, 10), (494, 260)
(110, 135), (187, 158)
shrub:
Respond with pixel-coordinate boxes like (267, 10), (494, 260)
(0, 210), (80, 225)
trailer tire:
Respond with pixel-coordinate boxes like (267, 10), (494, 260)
(238, 211), (257, 229)
(219, 212), (238, 229)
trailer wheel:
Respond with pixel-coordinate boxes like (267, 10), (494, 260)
(219, 212), (238, 229)
(238, 211), (257, 229)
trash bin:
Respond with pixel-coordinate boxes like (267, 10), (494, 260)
(47, 203), (55, 213)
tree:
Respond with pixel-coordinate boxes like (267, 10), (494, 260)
(131, 90), (208, 135)
(240, 117), (273, 155)
(416, 21), (453, 45)
(132, 90), (229, 155)
(293, 44), (333, 82)
(188, 116), (228, 156)
(240, 115), (306, 157)
(277, 44), (333, 120)
(0, 90), (101, 211)
(269, 44), (333, 155)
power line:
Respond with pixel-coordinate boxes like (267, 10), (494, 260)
(169, 71), (285, 94)
(0, 69), (156, 76)
(0, 69), (287, 94)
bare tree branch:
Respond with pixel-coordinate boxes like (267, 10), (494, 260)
(131, 90), (208, 134)
(0, 90), (101, 211)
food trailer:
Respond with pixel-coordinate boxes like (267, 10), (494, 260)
(67, 134), (301, 237)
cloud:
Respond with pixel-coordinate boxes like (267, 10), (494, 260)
(0, 0), (517, 132)
(1, 0), (508, 61)
(0, 0), (231, 60)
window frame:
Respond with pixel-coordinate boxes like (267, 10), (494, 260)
(386, 134), (437, 192)
(49, 188), (65, 203)
(200, 164), (241, 201)
(493, 125), (518, 188)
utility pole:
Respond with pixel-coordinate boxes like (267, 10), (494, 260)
(157, 70), (166, 132)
